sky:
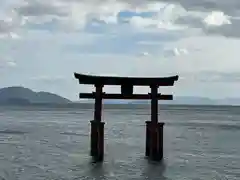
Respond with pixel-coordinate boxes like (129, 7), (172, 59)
(1, 0), (240, 101)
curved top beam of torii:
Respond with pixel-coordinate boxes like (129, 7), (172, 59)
(74, 73), (179, 87)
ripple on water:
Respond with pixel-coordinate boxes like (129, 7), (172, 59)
(0, 129), (27, 135)
(60, 132), (88, 137)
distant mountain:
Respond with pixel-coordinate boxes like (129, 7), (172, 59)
(1, 86), (239, 106)
(0, 87), (71, 105)
(126, 96), (240, 106)
(160, 96), (216, 105)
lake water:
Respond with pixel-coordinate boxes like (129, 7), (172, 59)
(0, 104), (240, 180)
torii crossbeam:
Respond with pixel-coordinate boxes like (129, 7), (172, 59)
(74, 73), (179, 162)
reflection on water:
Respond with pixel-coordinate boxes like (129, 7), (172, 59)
(0, 105), (240, 179)
(84, 159), (167, 180)
(140, 160), (167, 180)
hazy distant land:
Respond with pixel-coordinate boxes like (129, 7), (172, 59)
(0, 87), (71, 105)
(0, 86), (240, 106)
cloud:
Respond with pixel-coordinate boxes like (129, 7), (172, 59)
(163, 47), (188, 57)
(6, 61), (17, 67)
(128, 2), (240, 38)
(1, 0), (239, 38)
(15, 0), (131, 31)
(204, 18), (240, 38)
(0, 1), (189, 34)
(0, 58), (17, 68)
(17, 0), (68, 17)
(128, 15), (186, 30)
(203, 11), (231, 26)
(0, 15), (21, 37)
(150, 0), (240, 16)
(127, 2), (240, 38)
(141, 51), (150, 56)
(173, 10), (240, 38)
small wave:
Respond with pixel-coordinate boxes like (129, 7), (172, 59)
(0, 129), (27, 135)
(67, 111), (85, 115)
(167, 122), (240, 130)
(60, 132), (88, 137)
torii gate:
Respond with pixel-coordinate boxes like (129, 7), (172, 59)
(74, 73), (179, 162)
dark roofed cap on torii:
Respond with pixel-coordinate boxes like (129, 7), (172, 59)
(74, 73), (179, 86)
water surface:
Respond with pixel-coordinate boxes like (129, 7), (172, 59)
(0, 104), (239, 179)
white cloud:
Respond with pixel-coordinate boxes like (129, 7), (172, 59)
(203, 11), (231, 26)
(163, 47), (189, 57)
(151, 0), (240, 16)
(6, 61), (17, 67)
(139, 51), (150, 57)
(0, 57), (17, 68)
(127, 3), (189, 30)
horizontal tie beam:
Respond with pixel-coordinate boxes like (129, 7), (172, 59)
(80, 93), (173, 100)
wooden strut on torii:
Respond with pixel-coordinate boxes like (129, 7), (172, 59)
(74, 73), (179, 162)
